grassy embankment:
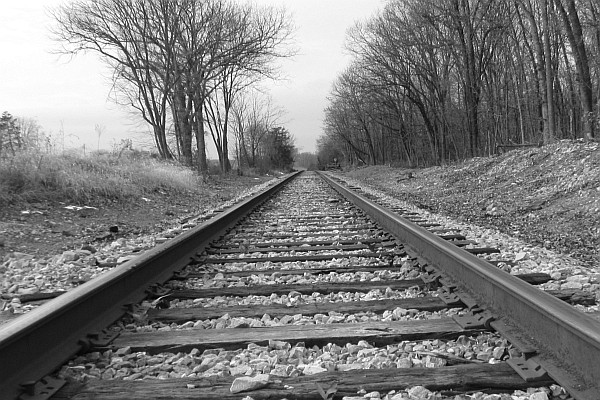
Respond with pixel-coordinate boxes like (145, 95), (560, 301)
(0, 150), (202, 206)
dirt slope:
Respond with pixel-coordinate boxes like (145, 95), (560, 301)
(344, 139), (600, 267)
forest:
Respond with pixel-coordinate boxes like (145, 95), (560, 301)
(318, 0), (599, 167)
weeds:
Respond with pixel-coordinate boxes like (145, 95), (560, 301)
(0, 150), (203, 206)
(316, 382), (338, 400)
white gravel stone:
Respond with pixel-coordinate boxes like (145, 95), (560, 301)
(406, 385), (431, 399)
(337, 363), (364, 371)
(528, 392), (549, 400)
(301, 364), (327, 375)
(229, 374), (270, 393)
(561, 281), (583, 290)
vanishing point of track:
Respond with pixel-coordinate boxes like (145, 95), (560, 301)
(1, 171), (600, 399)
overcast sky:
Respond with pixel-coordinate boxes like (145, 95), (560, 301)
(0, 1), (383, 155)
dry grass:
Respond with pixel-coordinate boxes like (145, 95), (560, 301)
(0, 150), (202, 206)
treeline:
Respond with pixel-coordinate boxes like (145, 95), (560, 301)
(319, 0), (599, 167)
(52, 0), (295, 173)
(0, 112), (46, 158)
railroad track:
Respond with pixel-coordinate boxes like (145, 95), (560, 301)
(1, 171), (600, 400)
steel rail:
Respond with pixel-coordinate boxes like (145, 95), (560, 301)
(319, 172), (600, 400)
(0, 171), (300, 400)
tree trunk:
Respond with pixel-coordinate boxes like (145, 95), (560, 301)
(452, 0), (481, 156)
(541, 0), (556, 143)
(195, 106), (209, 174)
(153, 125), (170, 159)
(173, 89), (194, 166)
(222, 106), (232, 173)
(554, 0), (595, 139)
(515, 0), (550, 142)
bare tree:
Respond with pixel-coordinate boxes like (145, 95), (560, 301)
(94, 123), (105, 151)
(52, 0), (294, 172)
(541, 0), (557, 141)
(17, 117), (44, 150)
(554, 0), (595, 139)
(231, 90), (284, 169)
(0, 112), (24, 158)
(51, 0), (182, 159)
(345, 0), (459, 164)
(204, 3), (294, 173)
